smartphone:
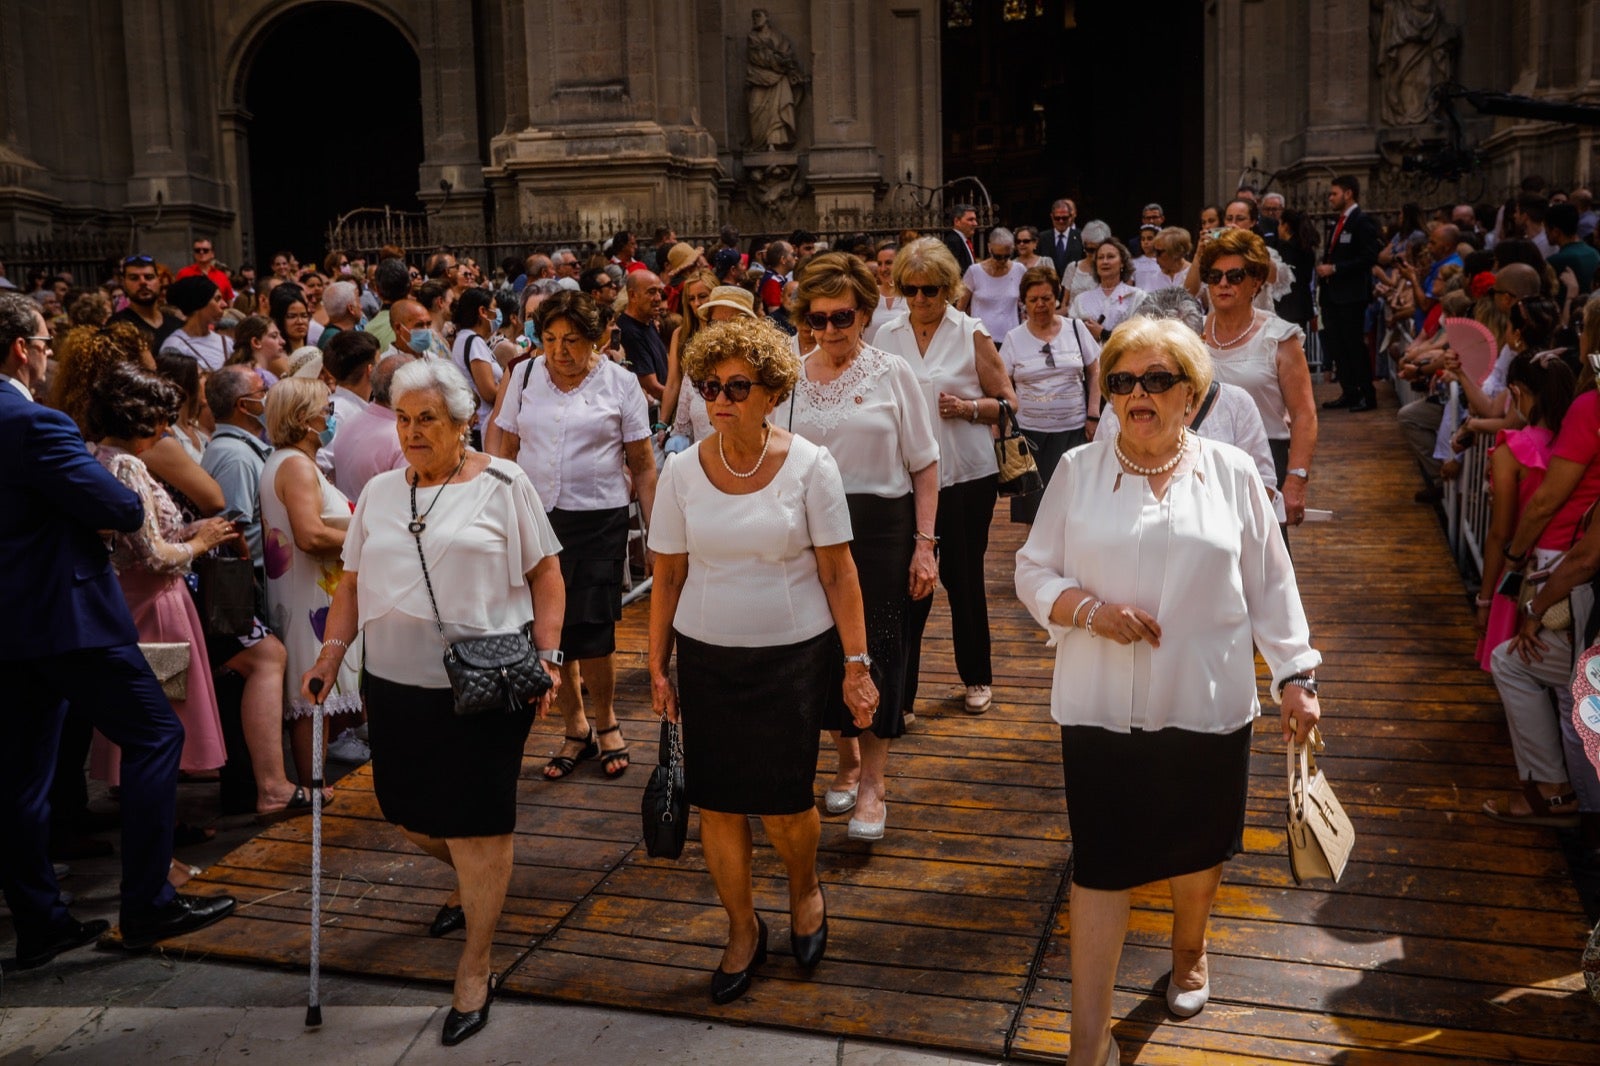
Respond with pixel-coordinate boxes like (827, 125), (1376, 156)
(222, 508), (246, 524)
(1497, 570), (1524, 598)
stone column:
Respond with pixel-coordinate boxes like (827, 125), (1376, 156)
(804, 0), (882, 225)
(414, 0), (488, 236)
(0, 0), (57, 241)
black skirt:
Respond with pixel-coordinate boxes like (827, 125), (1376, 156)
(1060, 720), (1253, 891)
(822, 493), (913, 739)
(364, 672), (535, 838)
(547, 505), (630, 660)
(675, 629), (836, 815)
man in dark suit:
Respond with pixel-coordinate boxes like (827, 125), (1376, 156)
(1043, 198), (1083, 273)
(1316, 175), (1383, 411)
(0, 294), (234, 971)
(942, 202), (979, 274)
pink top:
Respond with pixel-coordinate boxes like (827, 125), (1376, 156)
(1542, 390), (1600, 550)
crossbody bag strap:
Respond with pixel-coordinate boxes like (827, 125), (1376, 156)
(1189, 381), (1222, 432)
(408, 477), (454, 657)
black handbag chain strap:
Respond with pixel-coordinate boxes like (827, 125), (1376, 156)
(408, 458), (470, 659)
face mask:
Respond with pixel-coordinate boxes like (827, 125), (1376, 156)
(240, 400), (266, 432)
(355, 316), (367, 331)
(406, 328), (433, 355)
(316, 415), (338, 447)
(524, 321), (539, 344)
(340, 264), (353, 276)
(491, 308), (504, 332)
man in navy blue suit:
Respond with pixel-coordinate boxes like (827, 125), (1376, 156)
(0, 293), (234, 970)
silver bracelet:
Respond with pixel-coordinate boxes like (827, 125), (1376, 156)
(1070, 597), (1093, 629)
(1084, 600), (1105, 636)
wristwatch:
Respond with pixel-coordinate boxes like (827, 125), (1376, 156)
(536, 649), (565, 666)
(844, 652), (874, 670)
(1283, 674), (1318, 697)
(1286, 467), (1309, 480)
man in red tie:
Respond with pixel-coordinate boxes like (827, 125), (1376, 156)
(1315, 176), (1382, 411)
(943, 203), (979, 274)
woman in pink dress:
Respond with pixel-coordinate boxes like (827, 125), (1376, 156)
(88, 363), (241, 783)
(1477, 349), (1577, 669)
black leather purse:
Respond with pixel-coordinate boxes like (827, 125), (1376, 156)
(641, 720), (688, 858)
(410, 469), (551, 717)
(193, 554), (256, 637)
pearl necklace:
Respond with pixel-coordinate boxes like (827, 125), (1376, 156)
(1208, 312), (1256, 349)
(1115, 426), (1188, 477)
(719, 425), (771, 478)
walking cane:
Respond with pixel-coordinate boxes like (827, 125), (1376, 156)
(306, 677), (326, 1027)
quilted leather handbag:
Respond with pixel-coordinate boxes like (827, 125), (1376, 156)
(1286, 726), (1355, 884)
(641, 719), (688, 859)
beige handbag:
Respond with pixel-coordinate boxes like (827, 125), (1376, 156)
(138, 642), (191, 702)
(1286, 726), (1355, 884)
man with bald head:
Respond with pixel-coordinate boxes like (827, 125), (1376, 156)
(618, 270), (667, 405)
(386, 298), (432, 359)
(1407, 222), (1462, 328)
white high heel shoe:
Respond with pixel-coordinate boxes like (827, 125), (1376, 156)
(823, 786), (857, 814)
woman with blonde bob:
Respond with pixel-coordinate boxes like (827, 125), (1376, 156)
(1015, 317), (1321, 1066)
(649, 315), (877, 1005)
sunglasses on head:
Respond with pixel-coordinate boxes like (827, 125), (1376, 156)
(1106, 369), (1187, 395)
(899, 283), (942, 298)
(695, 378), (756, 403)
(1201, 268), (1250, 285)
(122, 254), (155, 268)
(802, 309), (857, 332)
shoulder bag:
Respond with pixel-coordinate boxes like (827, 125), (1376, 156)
(994, 398), (1043, 498)
(193, 553), (257, 637)
(641, 718), (688, 859)
(1286, 726), (1355, 884)
(410, 465), (552, 716)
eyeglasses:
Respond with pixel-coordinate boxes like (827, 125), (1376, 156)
(1041, 343), (1056, 369)
(1016, 238), (1036, 245)
(695, 378), (756, 403)
(802, 309), (857, 331)
(25, 335), (52, 348)
(122, 254), (155, 268)
(1201, 268), (1250, 285)
(899, 284), (942, 298)
(1106, 369), (1187, 395)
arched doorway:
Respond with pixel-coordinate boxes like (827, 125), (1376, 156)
(240, 2), (424, 268)
(941, 0), (1204, 235)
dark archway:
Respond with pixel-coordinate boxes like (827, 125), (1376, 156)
(941, 1), (1204, 237)
(242, 2), (424, 269)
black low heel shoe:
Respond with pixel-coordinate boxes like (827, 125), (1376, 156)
(710, 916), (768, 1005)
(441, 975), (495, 1046)
(428, 903), (465, 938)
(791, 885), (828, 969)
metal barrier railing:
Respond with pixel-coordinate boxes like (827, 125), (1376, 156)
(1439, 382), (1491, 584)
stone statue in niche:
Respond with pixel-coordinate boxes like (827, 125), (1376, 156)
(745, 8), (808, 151)
(1376, 0), (1457, 127)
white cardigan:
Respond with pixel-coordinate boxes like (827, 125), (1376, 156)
(1015, 437), (1319, 733)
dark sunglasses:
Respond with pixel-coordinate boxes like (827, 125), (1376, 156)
(1106, 369), (1187, 395)
(1041, 343), (1056, 369)
(122, 254), (155, 268)
(695, 378), (756, 403)
(1016, 237), (1036, 244)
(899, 283), (942, 298)
(1201, 268), (1250, 285)
(802, 309), (857, 332)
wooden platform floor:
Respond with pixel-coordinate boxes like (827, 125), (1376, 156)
(168, 383), (1600, 1062)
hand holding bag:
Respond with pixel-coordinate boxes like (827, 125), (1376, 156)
(641, 719), (688, 859)
(1286, 726), (1355, 884)
(994, 398), (1043, 498)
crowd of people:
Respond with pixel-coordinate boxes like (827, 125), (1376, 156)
(6, 172), (1597, 1061)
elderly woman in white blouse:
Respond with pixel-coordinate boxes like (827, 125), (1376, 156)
(1015, 317), (1321, 1066)
(649, 316), (877, 1005)
(876, 237), (1018, 715)
(777, 251), (939, 842)
(1070, 238), (1147, 345)
(303, 359), (564, 1047)
(491, 289), (656, 780)
(959, 227), (1026, 347)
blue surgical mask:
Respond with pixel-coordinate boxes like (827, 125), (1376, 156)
(317, 415), (338, 447)
(491, 308), (504, 331)
(406, 328), (433, 355)
(523, 321), (539, 344)
(355, 315), (367, 332)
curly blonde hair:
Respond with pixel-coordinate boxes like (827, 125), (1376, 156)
(48, 324), (148, 435)
(681, 316), (799, 403)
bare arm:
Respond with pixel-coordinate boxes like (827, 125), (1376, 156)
(300, 569), (361, 701)
(972, 329), (1019, 423)
(1479, 442), (1521, 623)
(624, 438), (658, 544)
(648, 553), (689, 722)
(660, 326), (685, 427)
(482, 369), (516, 457)
(1084, 364), (1102, 440)
(636, 374), (666, 402)
(276, 453), (346, 554)
(468, 358), (499, 406)
(909, 461), (938, 600)
(815, 541), (877, 729)
(143, 435), (226, 514)
(1507, 455), (1586, 559)
(1276, 335), (1318, 526)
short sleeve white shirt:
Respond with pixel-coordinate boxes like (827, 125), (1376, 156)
(494, 356), (651, 511)
(774, 345), (940, 498)
(875, 305), (999, 488)
(451, 329), (504, 428)
(648, 436), (853, 647)
(1001, 318), (1100, 432)
(961, 260), (1026, 345)
(1069, 283), (1147, 334)
(159, 330), (231, 372)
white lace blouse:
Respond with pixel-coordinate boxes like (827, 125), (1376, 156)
(774, 345), (939, 498)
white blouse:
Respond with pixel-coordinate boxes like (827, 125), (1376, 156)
(648, 435), (853, 648)
(451, 329), (504, 429)
(1001, 318), (1100, 433)
(669, 376), (712, 442)
(962, 260), (1026, 346)
(1207, 311), (1303, 441)
(774, 345), (939, 498)
(866, 293), (905, 344)
(1015, 438), (1319, 733)
(494, 356), (651, 512)
(1069, 283), (1147, 334)
(159, 330), (231, 372)
(342, 457), (562, 688)
(875, 305), (999, 488)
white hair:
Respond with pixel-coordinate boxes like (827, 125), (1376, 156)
(1081, 220), (1112, 245)
(987, 226), (1016, 252)
(390, 358), (476, 424)
(323, 280), (360, 318)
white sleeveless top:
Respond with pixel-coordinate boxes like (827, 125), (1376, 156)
(1206, 311), (1303, 441)
(875, 305), (998, 488)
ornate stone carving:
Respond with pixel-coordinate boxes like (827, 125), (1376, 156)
(1376, 0), (1457, 127)
(745, 157), (803, 217)
(745, 9), (807, 151)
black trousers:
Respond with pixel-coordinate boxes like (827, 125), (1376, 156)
(2, 644), (183, 939)
(905, 474), (998, 708)
(1323, 301), (1373, 404)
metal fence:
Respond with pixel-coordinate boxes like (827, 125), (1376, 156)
(1439, 383), (1491, 584)
(0, 233), (134, 289)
